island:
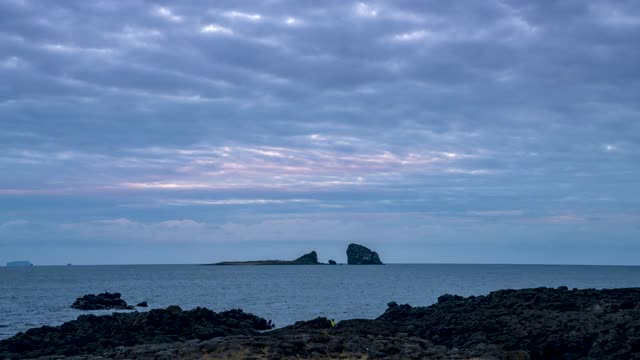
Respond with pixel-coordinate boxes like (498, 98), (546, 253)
(6, 261), (33, 267)
(208, 244), (384, 265)
(72, 292), (134, 310)
(208, 251), (322, 265)
(347, 243), (383, 264)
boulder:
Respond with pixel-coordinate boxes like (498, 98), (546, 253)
(71, 292), (131, 310)
(346, 243), (383, 265)
(136, 301), (148, 307)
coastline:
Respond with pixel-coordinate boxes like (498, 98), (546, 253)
(204, 245), (383, 266)
(2, 286), (639, 359)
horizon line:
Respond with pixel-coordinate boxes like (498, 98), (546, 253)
(4, 262), (640, 267)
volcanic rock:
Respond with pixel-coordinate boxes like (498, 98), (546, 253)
(293, 251), (319, 264)
(346, 243), (383, 265)
(377, 286), (640, 359)
(0, 307), (273, 359)
(71, 292), (132, 310)
(4, 287), (640, 359)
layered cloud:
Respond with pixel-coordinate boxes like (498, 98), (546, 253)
(1, 0), (639, 264)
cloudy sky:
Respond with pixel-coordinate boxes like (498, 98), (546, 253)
(1, 0), (639, 265)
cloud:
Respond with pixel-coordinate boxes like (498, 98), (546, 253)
(392, 30), (430, 42)
(0, 142), (492, 193)
(589, 3), (640, 27)
(200, 24), (234, 35)
(520, 215), (588, 225)
(59, 218), (208, 243)
(0, 219), (28, 229)
(164, 199), (315, 206)
(354, 2), (378, 17)
(0, 0), (639, 263)
(0, 56), (26, 68)
(466, 210), (524, 217)
(224, 11), (262, 21)
(152, 6), (183, 23)
(284, 16), (300, 26)
(54, 217), (363, 244)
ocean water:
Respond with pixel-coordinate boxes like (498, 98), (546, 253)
(1, 264), (640, 340)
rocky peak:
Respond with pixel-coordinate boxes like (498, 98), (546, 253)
(293, 251), (319, 264)
(346, 243), (383, 265)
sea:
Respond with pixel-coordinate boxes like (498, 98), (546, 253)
(2, 264), (640, 340)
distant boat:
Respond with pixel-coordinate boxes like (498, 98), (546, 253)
(6, 261), (33, 267)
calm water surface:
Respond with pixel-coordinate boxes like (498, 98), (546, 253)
(1, 264), (640, 340)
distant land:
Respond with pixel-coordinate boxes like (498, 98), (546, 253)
(346, 243), (383, 265)
(207, 243), (383, 265)
(6, 261), (33, 267)
(208, 251), (324, 265)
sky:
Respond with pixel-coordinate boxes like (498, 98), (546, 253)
(1, 0), (639, 265)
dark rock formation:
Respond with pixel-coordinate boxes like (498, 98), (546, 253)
(166, 305), (183, 315)
(4, 287), (640, 359)
(136, 301), (148, 307)
(328, 259), (337, 265)
(210, 250), (321, 265)
(377, 287), (640, 359)
(95, 318), (511, 359)
(0, 307), (273, 359)
(346, 243), (383, 265)
(293, 251), (318, 264)
(71, 292), (133, 310)
(91, 327), (510, 360)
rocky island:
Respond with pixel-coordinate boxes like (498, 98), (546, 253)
(209, 250), (322, 265)
(2, 287), (639, 359)
(347, 243), (383, 264)
(6, 261), (33, 267)
(209, 243), (383, 265)
(71, 292), (150, 311)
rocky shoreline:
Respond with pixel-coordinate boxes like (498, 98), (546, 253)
(1, 287), (639, 359)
